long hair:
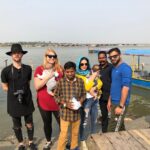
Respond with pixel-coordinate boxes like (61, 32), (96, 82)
(42, 48), (63, 72)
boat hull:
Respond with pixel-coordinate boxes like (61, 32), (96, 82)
(132, 78), (150, 90)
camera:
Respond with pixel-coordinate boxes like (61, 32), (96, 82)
(14, 90), (24, 104)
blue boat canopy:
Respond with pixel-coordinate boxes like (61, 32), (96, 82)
(124, 49), (150, 56)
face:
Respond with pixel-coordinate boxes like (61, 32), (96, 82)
(46, 51), (57, 66)
(80, 59), (88, 71)
(98, 53), (107, 66)
(11, 52), (23, 63)
(65, 67), (76, 81)
(108, 51), (121, 66)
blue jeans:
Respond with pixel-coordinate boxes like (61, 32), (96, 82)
(80, 98), (98, 141)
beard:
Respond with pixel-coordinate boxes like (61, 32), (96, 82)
(112, 58), (120, 66)
(99, 61), (106, 66)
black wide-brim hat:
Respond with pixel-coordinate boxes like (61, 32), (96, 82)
(6, 43), (28, 56)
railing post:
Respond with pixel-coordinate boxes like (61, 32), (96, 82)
(4, 59), (8, 67)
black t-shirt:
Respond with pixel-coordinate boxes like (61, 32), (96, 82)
(99, 63), (112, 101)
(1, 64), (35, 117)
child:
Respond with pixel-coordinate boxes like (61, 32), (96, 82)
(37, 69), (59, 96)
(83, 64), (103, 128)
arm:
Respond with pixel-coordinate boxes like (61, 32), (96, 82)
(115, 86), (129, 115)
(120, 86), (129, 107)
(89, 86), (97, 98)
(88, 71), (98, 81)
(54, 81), (62, 104)
(107, 96), (111, 112)
(1, 83), (8, 92)
(76, 74), (94, 91)
(1, 68), (8, 92)
(34, 75), (53, 91)
(34, 67), (54, 91)
(54, 81), (74, 109)
(79, 80), (86, 105)
(115, 65), (132, 115)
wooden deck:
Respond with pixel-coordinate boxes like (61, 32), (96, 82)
(1, 129), (150, 150)
(86, 129), (150, 150)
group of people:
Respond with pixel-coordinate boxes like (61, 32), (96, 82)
(1, 43), (132, 150)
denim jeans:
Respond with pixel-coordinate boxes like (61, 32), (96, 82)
(80, 98), (98, 141)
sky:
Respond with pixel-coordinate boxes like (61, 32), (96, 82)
(0, 0), (150, 43)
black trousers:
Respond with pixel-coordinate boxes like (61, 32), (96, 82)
(39, 107), (60, 141)
(99, 100), (108, 133)
(12, 113), (34, 142)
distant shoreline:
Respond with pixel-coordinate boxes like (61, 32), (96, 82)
(1, 42), (150, 48)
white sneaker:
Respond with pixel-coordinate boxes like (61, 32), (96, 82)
(43, 141), (52, 150)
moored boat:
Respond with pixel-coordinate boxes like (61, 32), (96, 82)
(124, 49), (150, 90)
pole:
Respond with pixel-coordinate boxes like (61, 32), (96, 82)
(4, 59), (8, 67)
(138, 56), (140, 71)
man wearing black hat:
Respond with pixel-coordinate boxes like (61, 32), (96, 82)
(1, 44), (37, 150)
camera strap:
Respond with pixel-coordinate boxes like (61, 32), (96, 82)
(11, 64), (24, 92)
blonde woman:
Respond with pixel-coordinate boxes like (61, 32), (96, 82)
(34, 49), (63, 150)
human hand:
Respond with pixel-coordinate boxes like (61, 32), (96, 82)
(71, 97), (81, 110)
(44, 71), (54, 80)
(115, 107), (123, 115)
(107, 100), (111, 112)
(48, 91), (54, 96)
(89, 87), (96, 96)
(66, 101), (74, 109)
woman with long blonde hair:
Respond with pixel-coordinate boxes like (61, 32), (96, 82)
(34, 48), (63, 150)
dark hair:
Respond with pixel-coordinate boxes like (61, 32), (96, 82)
(79, 57), (90, 70)
(108, 47), (121, 55)
(64, 61), (76, 70)
(98, 51), (107, 57)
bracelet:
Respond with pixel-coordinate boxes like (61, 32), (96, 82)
(61, 103), (67, 108)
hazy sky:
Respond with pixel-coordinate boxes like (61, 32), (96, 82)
(0, 0), (150, 43)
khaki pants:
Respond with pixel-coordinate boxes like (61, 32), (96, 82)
(57, 118), (80, 150)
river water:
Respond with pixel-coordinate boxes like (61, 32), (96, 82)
(0, 46), (150, 139)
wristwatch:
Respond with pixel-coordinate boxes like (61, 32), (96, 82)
(118, 105), (124, 109)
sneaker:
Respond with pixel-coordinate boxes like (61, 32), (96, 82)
(66, 142), (70, 149)
(43, 142), (52, 150)
(80, 141), (87, 150)
(18, 145), (25, 150)
(72, 146), (80, 150)
(83, 117), (88, 127)
(29, 143), (37, 150)
(97, 116), (102, 124)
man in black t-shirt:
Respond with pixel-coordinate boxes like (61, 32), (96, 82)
(1, 44), (37, 150)
(98, 51), (112, 133)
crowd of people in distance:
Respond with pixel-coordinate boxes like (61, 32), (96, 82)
(1, 44), (132, 150)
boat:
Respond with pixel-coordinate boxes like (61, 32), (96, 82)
(88, 49), (100, 53)
(88, 48), (108, 54)
(124, 49), (150, 90)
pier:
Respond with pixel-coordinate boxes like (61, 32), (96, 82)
(1, 129), (150, 150)
(86, 129), (150, 150)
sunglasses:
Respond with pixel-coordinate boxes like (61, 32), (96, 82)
(80, 63), (88, 66)
(108, 54), (119, 60)
(46, 55), (57, 59)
